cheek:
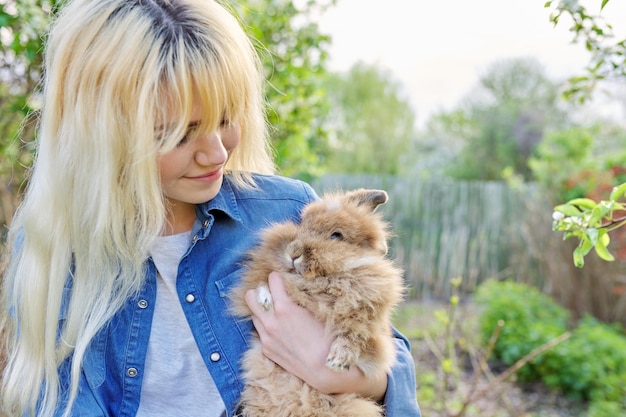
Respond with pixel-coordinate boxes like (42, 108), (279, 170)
(222, 124), (241, 151)
(158, 150), (183, 182)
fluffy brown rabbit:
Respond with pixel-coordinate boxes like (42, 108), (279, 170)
(229, 188), (405, 417)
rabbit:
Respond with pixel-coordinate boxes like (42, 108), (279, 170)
(229, 188), (405, 417)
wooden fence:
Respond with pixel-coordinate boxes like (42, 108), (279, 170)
(313, 175), (556, 300)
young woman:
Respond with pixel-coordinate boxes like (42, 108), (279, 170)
(0, 0), (421, 416)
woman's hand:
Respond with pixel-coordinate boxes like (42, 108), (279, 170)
(244, 272), (388, 402)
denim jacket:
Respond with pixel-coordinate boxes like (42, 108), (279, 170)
(56, 174), (421, 416)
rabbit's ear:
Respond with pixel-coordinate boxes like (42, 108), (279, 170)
(346, 189), (388, 212)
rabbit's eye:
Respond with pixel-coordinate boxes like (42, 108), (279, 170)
(330, 231), (343, 240)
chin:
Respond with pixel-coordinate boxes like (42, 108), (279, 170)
(195, 183), (223, 204)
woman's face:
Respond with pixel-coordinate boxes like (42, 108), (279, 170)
(158, 91), (240, 219)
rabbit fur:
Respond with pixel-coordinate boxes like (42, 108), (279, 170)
(229, 188), (405, 417)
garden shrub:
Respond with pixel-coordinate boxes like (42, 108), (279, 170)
(474, 280), (570, 381)
(542, 316), (626, 402)
(587, 400), (626, 417)
(475, 280), (626, 414)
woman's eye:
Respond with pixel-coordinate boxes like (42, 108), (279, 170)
(176, 125), (199, 147)
(176, 134), (190, 147)
(174, 119), (229, 147)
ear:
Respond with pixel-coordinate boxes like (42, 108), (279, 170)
(346, 189), (388, 212)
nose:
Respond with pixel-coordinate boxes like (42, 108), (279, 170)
(287, 240), (304, 268)
(194, 132), (228, 167)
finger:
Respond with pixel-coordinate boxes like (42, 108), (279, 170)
(245, 288), (267, 317)
(267, 272), (288, 305)
(250, 315), (265, 335)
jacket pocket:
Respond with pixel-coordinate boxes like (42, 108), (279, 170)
(215, 270), (254, 345)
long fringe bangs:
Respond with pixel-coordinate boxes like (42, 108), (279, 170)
(157, 0), (274, 185)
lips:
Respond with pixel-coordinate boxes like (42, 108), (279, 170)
(186, 167), (223, 181)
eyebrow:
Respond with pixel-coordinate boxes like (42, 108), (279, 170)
(185, 120), (202, 130)
(156, 120), (202, 133)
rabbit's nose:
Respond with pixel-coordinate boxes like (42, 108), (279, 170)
(286, 240), (304, 271)
(287, 240), (304, 257)
(289, 241), (305, 272)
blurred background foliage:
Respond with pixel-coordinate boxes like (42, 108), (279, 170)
(223, 0), (336, 180)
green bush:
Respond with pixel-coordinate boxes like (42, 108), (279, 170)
(474, 280), (570, 381)
(475, 280), (626, 414)
(587, 400), (626, 417)
(543, 316), (626, 402)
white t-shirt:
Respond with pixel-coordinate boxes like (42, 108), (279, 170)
(136, 231), (226, 417)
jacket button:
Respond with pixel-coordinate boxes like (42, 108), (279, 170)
(210, 352), (221, 362)
(138, 300), (148, 309)
(203, 219), (210, 228)
(185, 294), (195, 303)
(127, 367), (138, 377)
(192, 234), (199, 243)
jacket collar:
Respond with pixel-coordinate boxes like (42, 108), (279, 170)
(196, 174), (242, 223)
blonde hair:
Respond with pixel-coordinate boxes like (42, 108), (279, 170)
(1, 0), (273, 415)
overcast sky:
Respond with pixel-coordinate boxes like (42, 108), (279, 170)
(317, 0), (626, 127)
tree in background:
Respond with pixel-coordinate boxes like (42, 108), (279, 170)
(545, 0), (626, 103)
(441, 57), (567, 182)
(322, 62), (416, 175)
(530, 124), (626, 199)
(408, 108), (472, 179)
(225, 0), (336, 180)
(529, 127), (595, 202)
(545, 0), (626, 267)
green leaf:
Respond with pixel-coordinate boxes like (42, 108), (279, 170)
(610, 182), (626, 201)
(0, 11), (15, 28)
(585, 228), (599, 245)
(442, 358), (454, 374)
(565, 198), (598, 209)
(601, 0), (610, 10)
(580, 237), (594, 256)
(594, 232), (615, 261)
(554, 203), (582, 217)
(588, 203), (611, 226)
(612, 202), (625, 211)
(573, 247), (585, 268)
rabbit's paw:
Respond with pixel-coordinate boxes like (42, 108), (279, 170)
(326, 337), (359, 371)
(256, 285), (273, 311)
